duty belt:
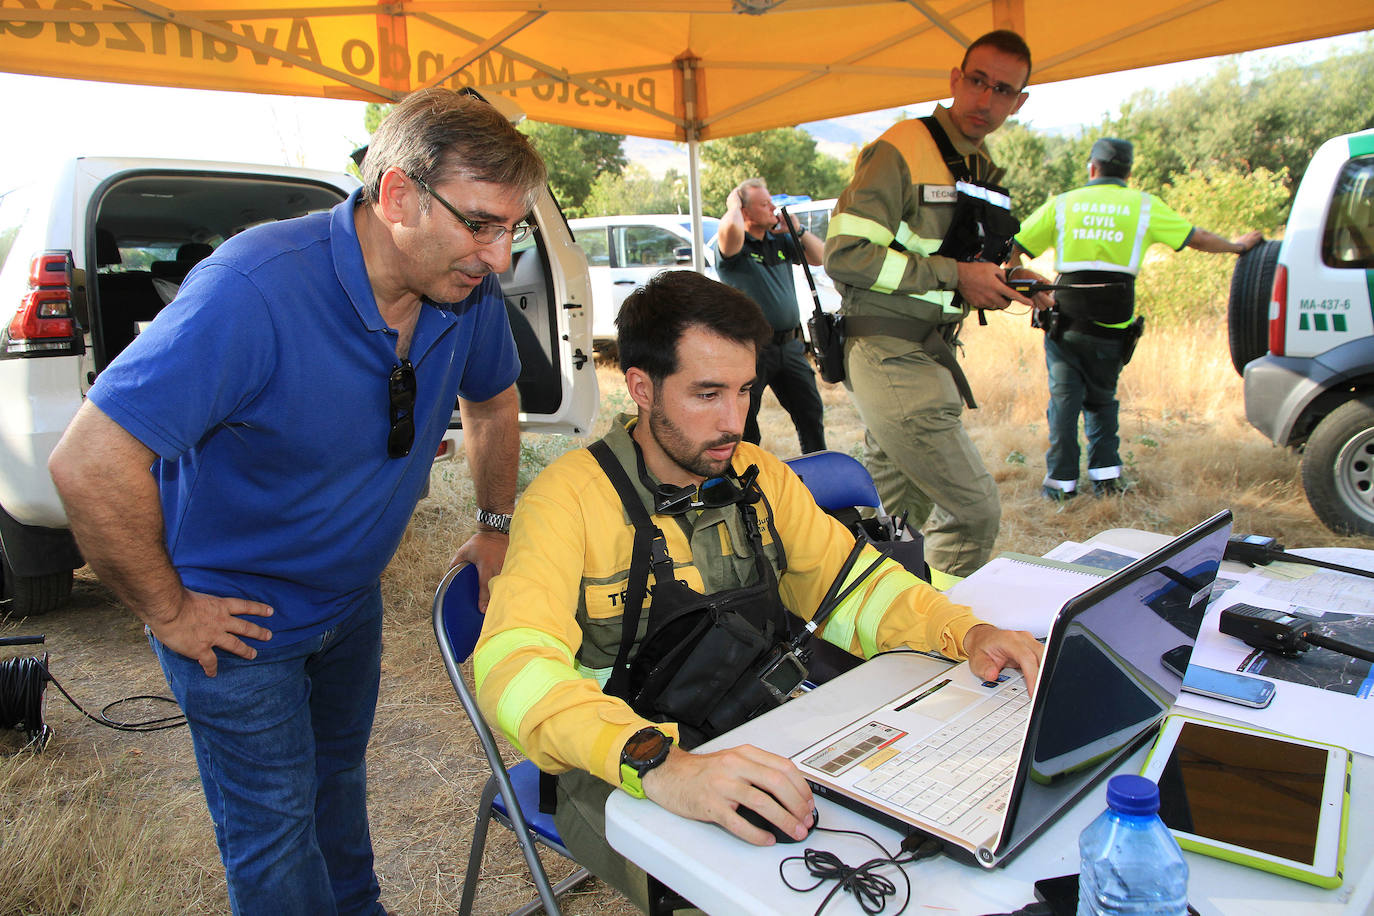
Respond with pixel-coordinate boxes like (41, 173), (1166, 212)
(771, 326), (802, 346)
(842, 315), (977, 409)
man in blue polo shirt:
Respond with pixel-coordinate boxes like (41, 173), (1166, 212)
(48, 89), (543, 915)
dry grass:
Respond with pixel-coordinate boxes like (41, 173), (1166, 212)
(3, 316), (1370, 915)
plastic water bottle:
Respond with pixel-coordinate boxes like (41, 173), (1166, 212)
(1077, 774), (1189, 915)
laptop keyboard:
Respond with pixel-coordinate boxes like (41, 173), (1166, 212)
(853, 681), (1030, 834)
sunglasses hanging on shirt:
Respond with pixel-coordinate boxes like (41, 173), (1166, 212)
(387, 359), (416, 458)
(632, 440), (762, 515)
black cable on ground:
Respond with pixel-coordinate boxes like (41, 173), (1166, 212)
(0, 653), (185, 751)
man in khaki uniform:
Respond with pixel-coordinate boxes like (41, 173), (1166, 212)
(824, 30), (1046, 587)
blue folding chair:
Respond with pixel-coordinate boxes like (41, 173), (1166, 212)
(433, 563), (592, 916)
(784, 448), (927, 579)
(783, 450), (882, 515)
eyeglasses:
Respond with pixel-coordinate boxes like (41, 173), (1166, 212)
(387, 359), (415, 459)
(959, 71), (1022, 101)
(410, 175), (532, 244)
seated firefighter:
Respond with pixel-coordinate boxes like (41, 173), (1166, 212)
(474, 270), (1042, 911)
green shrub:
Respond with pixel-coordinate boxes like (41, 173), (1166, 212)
(1135, 166), (1288, 325)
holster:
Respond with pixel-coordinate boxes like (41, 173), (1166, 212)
(1031, 305), (1064, 341)
(1120, 315), (1146, 365)
(807, 311), (846, 384)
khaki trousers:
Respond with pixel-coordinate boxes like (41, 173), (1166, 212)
(554, 769), (703, 914)
(843, 333), (1000, 578)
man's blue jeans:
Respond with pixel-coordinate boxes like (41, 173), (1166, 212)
(1044, 330), (1126, 489)
(151, 590), (385, 916)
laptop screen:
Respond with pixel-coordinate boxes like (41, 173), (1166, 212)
(1003, 511), (1232, 842)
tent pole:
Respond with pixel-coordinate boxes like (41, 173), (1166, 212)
(688, 134), (705, 273)
(677, 53), (706, 274)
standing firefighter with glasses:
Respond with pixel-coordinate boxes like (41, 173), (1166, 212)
(1011, 137), (1262, 500)
(474, 270), (1042, 913)
(48, 89), (538, 916)
(823, 30), (1051, 589)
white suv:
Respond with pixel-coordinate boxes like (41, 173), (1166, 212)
(0, 148), (597, 615)
(1235, 128), (1374, 535)
(569, 214), (721, 348)
(571, 199), (840, 352)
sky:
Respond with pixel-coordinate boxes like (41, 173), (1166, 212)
(0, 30), (1367, 185)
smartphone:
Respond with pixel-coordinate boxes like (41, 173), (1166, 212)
(1033, 874), (1079, 916)
(1160, 645), (1276, 708)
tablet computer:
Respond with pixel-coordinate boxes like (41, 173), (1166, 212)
(1139, 714), (1350, 888)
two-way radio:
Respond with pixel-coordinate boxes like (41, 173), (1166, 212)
(1224, 533), (1374, 581)
(1220, 603), (1374, 663)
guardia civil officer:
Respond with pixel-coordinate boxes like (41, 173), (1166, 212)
(474, 270), (1043, 913)
(717, 177), (828, 455)
(1012, 137), (1262, 500)
(823, 30), (1051, 589)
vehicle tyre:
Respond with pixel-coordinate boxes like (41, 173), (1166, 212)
(1, 549), (74, 617)
(1301, 398), (1374, 536)
(1227, 239), (1280, 375)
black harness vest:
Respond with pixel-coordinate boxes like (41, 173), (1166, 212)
(589, 439), (796, 749)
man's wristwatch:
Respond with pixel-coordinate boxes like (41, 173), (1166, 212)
(475, 508), (513, 534)
(619, 726), (673, 799)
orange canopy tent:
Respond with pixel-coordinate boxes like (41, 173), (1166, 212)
(4, 1), (1368, 254)
(3, 1), (1369, 142)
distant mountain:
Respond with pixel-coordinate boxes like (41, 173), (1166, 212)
(624, 103), (931, 176)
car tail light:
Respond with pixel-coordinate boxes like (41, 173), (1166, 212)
(1267, 263), (1288, 357)
(4, 250), (83, 357)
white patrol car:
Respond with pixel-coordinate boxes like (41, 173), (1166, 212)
(1233, 128), (1374, 535)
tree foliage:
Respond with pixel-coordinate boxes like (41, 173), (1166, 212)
(700, 128), (851, 213)
(997, 38), (1374, 224)
(581, 164), (689, 217)
(517, 121), (627, 217)
(358, 104), (627, 217)
(991, 121), (1090, 221)
(1135, 166), (1291, 324)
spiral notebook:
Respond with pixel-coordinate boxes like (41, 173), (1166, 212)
(944, 553), (1111, 638)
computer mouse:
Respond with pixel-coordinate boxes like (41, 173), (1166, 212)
(736, 800), (818, 844)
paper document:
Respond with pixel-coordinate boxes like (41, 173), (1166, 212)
(945, 553), (1109, 638)
(1181, 589), (1374, 755)
(1042, 540), (1142, 571)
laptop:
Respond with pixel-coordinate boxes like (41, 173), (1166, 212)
(767, 510), (1233, 868)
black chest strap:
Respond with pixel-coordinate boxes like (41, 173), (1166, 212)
(588, 439), (672, 700)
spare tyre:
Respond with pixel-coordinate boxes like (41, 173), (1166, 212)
(1227, 240), (1280, 375)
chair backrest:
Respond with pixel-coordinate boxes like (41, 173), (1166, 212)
(784, 450), (881, 512)
(433, 563), (568, 916)
(435, 562), (485, 665)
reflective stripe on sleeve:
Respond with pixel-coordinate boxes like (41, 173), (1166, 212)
(829, 211), (895, 246)
(820, 555), (908, 658)
(873, 250), (908, 294)
(495, 658), (578, 755)
(474, 627), (580, 750)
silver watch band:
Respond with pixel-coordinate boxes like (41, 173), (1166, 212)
(475, 508), (513, 534)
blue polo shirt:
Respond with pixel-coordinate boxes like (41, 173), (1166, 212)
(90, 189), (520, 644)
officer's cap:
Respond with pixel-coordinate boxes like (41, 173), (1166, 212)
(1089, 137), (1133, 169)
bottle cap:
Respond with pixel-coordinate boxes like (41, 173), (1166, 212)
(1105, 774), (1161, 816)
